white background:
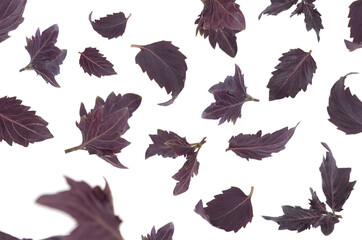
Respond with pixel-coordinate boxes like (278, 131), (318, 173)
(0, 0), (361, 239)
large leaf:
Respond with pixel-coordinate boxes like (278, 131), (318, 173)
(79, 47), (116, 77)
(0, 96), (53, 147)
(89, 11), (130, 39)
(226, 125), (297, 160)
(142, 222), (174, 240)
(327, 73), (362, 134)
(345, 0), (362, 51)
(267, 48), (316, 100)
(320, 143), (356, 212)
(258, 0), (298, 19)
(37, 177), (124, 240)
(0, 0), (27, 43)
(20, 24), (66, 87)
(195, 186), (253, 232)
(65, 92), (141, 168)
(132, 41), (187, 106)
(202, 64), (258, 124)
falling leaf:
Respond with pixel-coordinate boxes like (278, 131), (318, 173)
(327, 73), (362, 134)
(267, 48), (316, 100)
(79, 47), (117, 77)
(0, 96), (53, 147)
(0, 0), (27, 43)
(259, 0), (298, 19)
(226, 125), (297, 160)
(132, 41), (187, 106)
(20, 24), (66, 87)
(195, 186), (254, 232)
(89, 11), (131, 39)
(345, 0), (362, 51)
(142, 222), (174, 240)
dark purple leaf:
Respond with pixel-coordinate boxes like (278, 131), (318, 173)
(79, 47), (116, 77)
(226, 125), (297, 160)
(65, 92), (141, 168)
(195, 186), (254, 232)
(37, 177), (124, 240)
(0, 231), (64, 240)
(0, 0), (26, 43)
(258, 0), (298, 19)
(309, 188), (327, 214)
(89, 11), (130, 39)
(132, 41), (187, 106)
(346, 0), (362, 51)
(0, 96), (53, 147)
(20, 24), (66, 87)
(202, 64), (258, 124)
(267, 48), (316, 100)
(142, 222), (174, 240)
(320, 142), (356, 212)
(327, 73), (362, 134)
(172, 153), (200, 195)
(313, 212), (339, 236)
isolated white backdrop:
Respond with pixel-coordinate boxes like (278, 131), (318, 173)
(0, 0), (361, 239)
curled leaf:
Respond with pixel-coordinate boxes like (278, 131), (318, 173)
(79, 47), (116, 77)
(0, 0), (27, 43)
(89, 11), (130, 39)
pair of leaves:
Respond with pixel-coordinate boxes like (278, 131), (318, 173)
(195, 0), (246, 57)
(327, 73), (362, 134)
(345, 0), (362, 51)
(146, 129), (206, 195)
(195, 186), (254, 232)
(64, 92), (141, 168)
(227, 124), (297, 160)
(0, 0), (27, 43)
(259, 0), (323, 41)
(264, 143), (356, 236)
(142, 223), (174, 240)
(202, 64), (258, 124)
(20, 24), (67, 87)
(0, 96), (53, 147)
(267, 48), (317, 101)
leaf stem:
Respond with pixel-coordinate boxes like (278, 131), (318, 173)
(249, 186), (254, 197)
(19, 64), (33, 72)
(131, 44), (142, 48)
(64, 145), (83, 153)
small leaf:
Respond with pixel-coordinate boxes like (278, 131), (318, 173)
(202, 64), (258, 124)
(267, 48), (316, 100)
(172, 153), (200, 195)
(327, 73), (362, 134)
(0, 96), (53, 147)
(258, 0), (298, 19)
(226, 125), (297, 160)
(79, 47), (117, 77)
(0, 0), (27, 43)
(320, 142), (356, 212)
(309, 188), (327, 214)
(65, 92), (141, 168)
(37, 177), (124, 240)
(195, 186), (254, 232)
(89, 11), (130, 39)
(346, 0), (362, 51)
(132, 41), (187, 106)
(20, 24), (66, 87)
(142, 222), (174, 240)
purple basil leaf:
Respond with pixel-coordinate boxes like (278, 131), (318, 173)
(172, 153), (200, 195)
(65, 92), (141, 168)
(79, 47), (116, 77)
(0, 0), (27, 43)
(346, 0), (362, 51)
(207, 27), (238, 57)
(320, 142), (356, 212)
(327, 73), (362, 134)
(309, 188), (327, 214)
(263, 205), (321, 233)
(0, 231), (24, 240)
(145, 129), (193, 159)
(132, 41), (187, 106)
(313, 212), (339, 236)
(258, 0), (298, 19)
(267, 48), (316, 100)
(226, 125), (297, 160)
(37, 177), (124, 240)
(89, 11), (130, 39)
(20, 24), (66, 87)
(195, 186), (253, 232)
(142, 222), (174, 240)
(0, 96), (53, 147)
(202, 64), (258, 124)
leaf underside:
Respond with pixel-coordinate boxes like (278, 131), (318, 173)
(267, 48), (316, 101)
(79, 47), (117, 77)
(142, 222), (174, 240)
(345, 0), (362, 51)
(327, 73), (362, 134)
(0, 96), (53, 147)
(0, 0), (27, 43)
(89, 11), (130, 39)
